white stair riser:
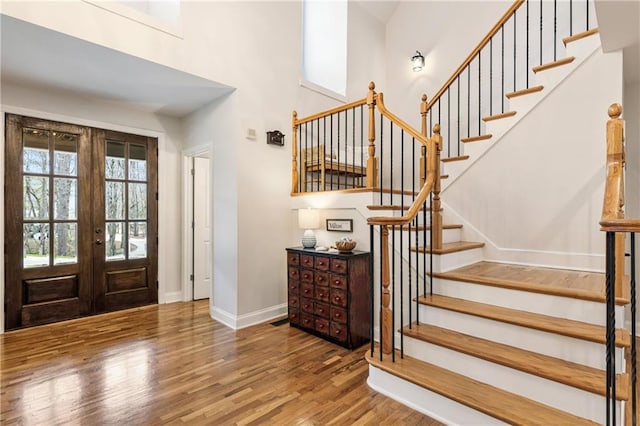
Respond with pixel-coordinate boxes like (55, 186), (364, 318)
(403, 337), (607, 424)
(433, 277), (624, 326)
(418, 305), (622, 369)
(368, 365), (507, 425)
(396, 227), (461, 244)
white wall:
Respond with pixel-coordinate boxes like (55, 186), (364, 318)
(0, 81), (185, 331)
(443, 49), (623, 270)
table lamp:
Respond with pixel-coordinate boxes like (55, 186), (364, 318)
(298, 208), (320, 248)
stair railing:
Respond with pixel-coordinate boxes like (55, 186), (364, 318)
(367, 101), (441, 358)
(291, 83), (378, 194)
(600, 103), (636, 425)
(422, 0), (597, 160)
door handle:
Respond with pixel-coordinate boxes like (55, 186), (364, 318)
(96, 239), (103, 245)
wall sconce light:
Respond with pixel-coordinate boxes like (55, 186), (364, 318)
(411, 50), (425, 72)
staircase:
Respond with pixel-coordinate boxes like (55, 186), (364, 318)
(291, 0), (634, 424)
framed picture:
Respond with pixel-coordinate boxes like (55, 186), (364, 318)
(326, 219), (353, 232)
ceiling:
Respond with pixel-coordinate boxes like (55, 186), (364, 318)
(0, 15), (232, 118)
(354, 1), (399, 24)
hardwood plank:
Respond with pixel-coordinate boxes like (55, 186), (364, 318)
(366, 346), (598, 425)
(419, 294), (630, 348)
(402, 323), (628, 399)
(506, 85), (544, 99)
(532, 56), (576, 73)
(411, 241), (484, 254)
(441, 155), (469, 163)
(483, 111), (517, 122)
(461, 134), (492, 143)
(563, 28), (599, 45)
(432, 261), (629, 305)
(0, 301), (439, 425)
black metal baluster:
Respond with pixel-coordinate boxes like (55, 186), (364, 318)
(570, 0), (573, 36)
(380, 114), (384, 204)
(586, 0), (589, 30)
(467, 65), (471, 138)
(490, 38), (493, 116)
(502, 24), (505, 113)
(527, 0), (530, 88)
(514, 10), (517, 92)
(423, 193), (427, 297)
(370, 224), (374, 357)
(345, 110), (348, 189)
(457, 77), (461, 157)
(478, 51), (482, 135)
(400, 131), (405, 353)
(330, 115), (334, 191)
(298, 125), (302, 193)
(360, 105), (364, 180)
(554, 0), (557, 62)
(414, 137), (419, 325)
(352, 108), (355, 189)
(409, 131), (413, 330)
(605, 231), (616, 424)
(390, 123), (394, 206)
(305, 122), (308, 192)
(540, 0), (543, 66)
(447, 88), (451, 156)
(323, 116), (327, 191)
(429, 191), (433, 295)
(338, 113), (342, 190)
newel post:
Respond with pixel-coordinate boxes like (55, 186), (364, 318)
(605, 104), (626, 299)
(366, 82), (378, 188)
(381, 225), (392, 354)
(420, 94), (428, 187)
(291, 111), (299, 194)
(431, 124), (443, 250)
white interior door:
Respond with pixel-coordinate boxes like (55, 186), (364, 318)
(193, 156), (211, 300)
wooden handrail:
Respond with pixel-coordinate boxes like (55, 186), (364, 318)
(376, 93), (431, 147)
(293, 97), (368, 126)
(425, 0), (525, 110)
(367, 124), (440, 226)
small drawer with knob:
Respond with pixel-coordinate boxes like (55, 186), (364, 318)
(288, 267), (300, 280)
(331, 322), (347, 342)
(288, 280), (299, 294)
(315, 302), (330, 319)
(301, 313), (314, 329)
(301, 297), (314, 314)
(315, 256), (329, 271)
(300, 269), (314, 283)
(315, 286), (329, 303)
(287, 252), (300, 266)
(330, 306), (347, 324)
(301, 255), (314, 268)
(330, 274), (347, 290)
(331, 258), (347, 273)
(289, 310), (300, 325)
(315, 318), (330, 335)
(300, 282), (314, 298)
(330, 288), (347, 308)
(315, 271), (329, 287)
(289, 295), (300, 309)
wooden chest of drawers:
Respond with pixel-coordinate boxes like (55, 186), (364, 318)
(286, 247), (371, 349)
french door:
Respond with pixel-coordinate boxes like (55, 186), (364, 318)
(4, 114), (158, 330)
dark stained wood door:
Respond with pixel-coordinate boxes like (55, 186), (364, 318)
(4, 115), (93, 329)
(92, 130), (158, 313)
(4, 116), (158, 330)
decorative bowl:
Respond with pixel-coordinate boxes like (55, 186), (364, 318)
(335, 240), (357, 253)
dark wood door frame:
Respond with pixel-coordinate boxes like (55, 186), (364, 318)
(4, 114), (158, 330)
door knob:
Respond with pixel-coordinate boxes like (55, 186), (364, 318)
(96, 239), (103, 245)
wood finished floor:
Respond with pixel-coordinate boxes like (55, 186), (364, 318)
(0, 301), (440, 425)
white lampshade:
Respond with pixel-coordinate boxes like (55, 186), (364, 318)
(298, 208), (320, 230)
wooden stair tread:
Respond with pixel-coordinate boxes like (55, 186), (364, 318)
(366, 347), (598, 425)
(506, 85), (544, 99)
(411, 241), (484, 254)
(366, 205), (441, 212)
(400, 224), (463, 231)
(402, 323), (628, 399)
(431, 261), (629, 305)
(419, 294), (630, 348)
(441, 155), (469, 163)
(563, 28), (599, 45)
(461, 134), (492, 143)
(483, 111), (517, 122)
(532, 56), (576, 73)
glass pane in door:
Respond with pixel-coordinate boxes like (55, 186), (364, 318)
(128, 222), (147, 259)
(106, 141), (125, 179)
(23, 129), (50, 174)
(106, 222), (125, 261)
(23, 223), (50, 268)
(106, 182), (125, 220)
(23, 176), (49, 220)
(54, 134), (78, 176)
(129, 144), (147, 181)
(54, 178), (77, 220)
(54, 223), (77, 265)
(128, 183), (147, 220)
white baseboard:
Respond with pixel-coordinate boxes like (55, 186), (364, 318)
(162, 291), (183, 304)
(211, 303), (288, 330)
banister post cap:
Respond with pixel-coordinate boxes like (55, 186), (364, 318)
(608, 103), (622, 119)
(421, 94), (428, 102)
(433, 123), (441, 134)
(293, 110), (298, 118)
(369, 81), (375, 91)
